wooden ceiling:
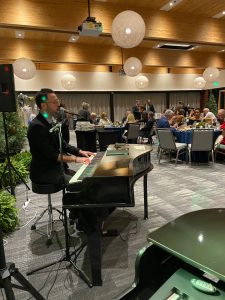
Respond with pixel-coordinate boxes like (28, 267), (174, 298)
(1, 0), (225, 74)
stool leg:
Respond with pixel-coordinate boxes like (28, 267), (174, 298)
(31, 208), (48, 230)
(46, 194), (53, 245)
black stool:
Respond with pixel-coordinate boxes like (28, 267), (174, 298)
(31, 182), (62, 245)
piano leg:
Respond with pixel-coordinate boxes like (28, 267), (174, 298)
(143, 174), (148, 219)
(86, 225), (102, 286)
(79, 209), (106, 286)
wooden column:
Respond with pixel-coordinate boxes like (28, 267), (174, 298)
(200, 90), (209, 110)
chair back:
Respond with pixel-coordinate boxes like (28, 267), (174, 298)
(157, 128), (176, 151)
(98, 130), (119, 151)
(191, 129), (214, 151)
(127, 124), (140, 142)
(75, 130), (97, 152)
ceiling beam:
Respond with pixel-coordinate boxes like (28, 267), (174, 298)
(1, 38), (225, 69)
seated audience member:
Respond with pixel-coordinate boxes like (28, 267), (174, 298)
(99, 112), (111, 126)
(145, 99), (155, 114)
(174, 109), (185, 126)
(90, 112), (99, 125)
(156, 109), (177, 131)
(122, 113), (137, 141)
(217, 109), (225, 125)
(139, 105), (148, 123)
(122, 109), (132, 123)
(78, 101), (91, 121)
(188, 108), (202, 124)
(140, 111), (155, 140)
(203, 108), (216, 123)
(123, 113), (137, 130)
(215, 123), (225, 151)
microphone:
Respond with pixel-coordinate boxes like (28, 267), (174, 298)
(59, 107), (80, 116)
(49, 123), (62, 133)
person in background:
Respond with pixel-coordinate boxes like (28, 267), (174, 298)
(99, 112), (111, 126)
(57, 103), (70, 143)
(90, 112), (99, 125)
(217, 109), (225, 125)
(132, 99), (141, 113)
(215, 123), (225, 152)
(122, 109), (132, 123)
(202, 107), (216, 123)
(174, 109), (185, 126)
(140, 111), (155, 143)
(123, 113), (136, 129)
(188, 108), (202, 125)
(156, 109), (177, 131)
(145, 99), (155, 114)
(139, 105), (148, 123)
(122, 113), (137, 141)
(78, 101), (91, 121)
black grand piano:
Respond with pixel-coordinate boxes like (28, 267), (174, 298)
(116, 208), (225, 299)
(63, 144), (153, 286)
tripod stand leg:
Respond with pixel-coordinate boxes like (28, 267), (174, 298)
(10, 264), (45, 300)
(0, 275), (16, 300)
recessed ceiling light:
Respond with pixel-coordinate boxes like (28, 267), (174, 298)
(213, 10), (225, 18)
(160, 0), (183, 11)
(15, 31), (25, 39)
(68, 35), (79, 42)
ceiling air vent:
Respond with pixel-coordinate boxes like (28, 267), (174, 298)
(158, 43), (194, 50)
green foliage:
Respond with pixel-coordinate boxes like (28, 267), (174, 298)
(0, 111), (27, 157)
(206, 92), (218, 116)
(0, 191), (18, 233)
(0, 151), (31, 189)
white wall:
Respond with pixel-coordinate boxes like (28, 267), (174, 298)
(14, 69), (225, 91)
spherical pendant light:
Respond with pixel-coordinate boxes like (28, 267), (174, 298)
(203, 67), (220, 82)
(135, 75), (149, 89)
(61, 74), (76, 90)
(13, 58), (36, 80)
(124, 57), (142, 77)
(111, 10), (146, 48)
(193, 77), (206, 88)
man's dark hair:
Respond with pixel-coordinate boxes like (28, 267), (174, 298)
(35, 88), (54, 108)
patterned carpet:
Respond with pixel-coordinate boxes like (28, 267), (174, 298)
(2, 134), (225, 300)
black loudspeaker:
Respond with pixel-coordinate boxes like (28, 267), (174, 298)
(0, 64), (16, 112)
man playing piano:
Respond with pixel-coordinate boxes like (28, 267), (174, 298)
(27, 88), (92, 185)
(27, 88), (115, 286)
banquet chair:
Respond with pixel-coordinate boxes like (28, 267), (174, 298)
(188, 129), (214, 165)
(126, 123), (141, 144)
(157, 128), (187, 166)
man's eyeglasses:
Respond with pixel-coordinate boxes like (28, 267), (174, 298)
(46, 101), (60, 105)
